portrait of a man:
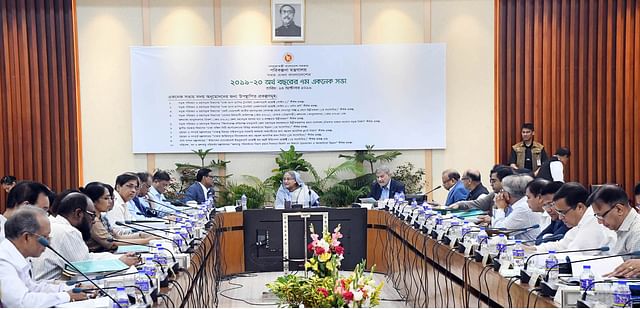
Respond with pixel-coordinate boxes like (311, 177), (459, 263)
(272, 1), (304, 42)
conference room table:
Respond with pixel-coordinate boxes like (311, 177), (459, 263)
(160, 209), (558, 308)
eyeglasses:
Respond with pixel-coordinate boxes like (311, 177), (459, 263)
(84, 210), (97, 220)
(28, 232), (50, 242)
(461, 177), (470, 181)
(555, 207), (574, 219)
(594, 206), (616, 220)
(124, 183), (139, 190)
(489, 178), (498, 184)
(542, 201), (556, 210)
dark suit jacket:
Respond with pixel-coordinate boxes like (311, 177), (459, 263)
(181, 182), (214, 204)
(368, 179), (405, 200)
(275, 23), (301, 37)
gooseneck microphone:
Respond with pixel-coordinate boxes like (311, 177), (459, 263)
(144, 198), (192, 219)
(37, 237), (121, 308)
(523, 246), (610, 271)
(487, 223), (540, 234)
(424, 185), (442, 197)
(115, 221), (187, 253)
(124, 220), (189, 246)
(78, 285), (147, 306)
(107, 237), (177, 264)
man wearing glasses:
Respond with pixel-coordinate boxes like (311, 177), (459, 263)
(0, 206), (87, 307)
(533, 182), (615, 254)
(31, 192), (139, 281)
(275, 4), (301, 37)
(441, 169), (468, 206)
(591, 185), (640, 256)
(182, 168), (215, 204)
(534, 181), (569, 245)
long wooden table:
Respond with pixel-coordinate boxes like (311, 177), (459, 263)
(161, 210), (558, 308)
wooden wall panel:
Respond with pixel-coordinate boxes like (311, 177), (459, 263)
(0, 0), (80, 211)
(497, 0), (640, 197)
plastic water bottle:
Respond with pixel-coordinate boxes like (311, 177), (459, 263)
(135, 268), (151, 304)
(155, 244), (168, 268)
(496, 234), (507, 254)
(460, 221), (471, 240)
(180, 225), (190, 245)
(580, 265), (595, 292)
(143, 257), (160, 291)
(476, 227), (488, 245)
(512, 240), (525, 268)
(613, 280), (631, 307)
(172, 231), (184, 251)
(545, 251), (559, 283)
(393, 192), (400, 203)
(241, 194), (247, 210)
(114, 287), (129, 308)
(398, 191), (406, 203)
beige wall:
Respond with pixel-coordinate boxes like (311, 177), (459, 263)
(77, 0), (494, 203)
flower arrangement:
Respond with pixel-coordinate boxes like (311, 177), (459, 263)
(266, 224), (383, 308)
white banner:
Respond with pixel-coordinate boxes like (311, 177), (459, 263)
(130, 44), (446, 153)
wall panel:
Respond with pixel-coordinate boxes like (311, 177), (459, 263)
(496, 0), (640, 195)
(0, 0), (80, 211)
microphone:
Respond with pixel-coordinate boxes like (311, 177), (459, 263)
(144, 198), (193, 217)
(66, 270), (140, 285)
(37, 237), (121, 308)
(108, 237), (178, 266)
(115, 221), (189, 253)
(524, 246), (610, 271)
(487, 223), (540, 233)
(424, 185), (442, 198)
(504, 234), (564, 248)
(78, 285), (147, 306)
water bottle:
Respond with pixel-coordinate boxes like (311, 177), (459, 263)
(613, 280), (631, 307)
(460, 221), (471, 240)
(114, 287), (129, 308)
(511, 240), (525, 268)
(155, 244), (168, 268)
(393, 192), (400, 203)
(241, 194), (247, 210)
(476, 227), (488, 246)
(143, 257), (160, 290)
(496, 234), (507, 255)
(398, 191), (406, 203)
(135, 268), (151, 304)
(545, 251), (559, 283)
(180, 225), (190, 245)
(580, 265), (595, 292)
(184, 220), (193, 235)
(173, 231), (184, 251)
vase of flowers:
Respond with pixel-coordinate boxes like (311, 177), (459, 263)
(267, 224), (383, 308)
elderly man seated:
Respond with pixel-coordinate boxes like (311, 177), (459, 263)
(0, 206), (87, 307)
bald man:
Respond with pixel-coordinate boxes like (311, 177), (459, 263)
(461, 169), (489, 201)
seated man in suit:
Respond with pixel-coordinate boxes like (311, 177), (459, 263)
(181, 168), (215, 205)
(442, 169), (468, 206)
(368, 166), (405, 200)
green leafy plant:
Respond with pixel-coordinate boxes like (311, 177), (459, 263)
(267, 225), (382, 308)
(393, 162), (426, 194)
(338, 145), (401, 173)
(267, 145), (318, 192)
(218, 183), (265, 209)
(320, 183), (369, 207)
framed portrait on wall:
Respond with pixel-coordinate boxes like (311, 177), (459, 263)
(271, 0), (305, 42)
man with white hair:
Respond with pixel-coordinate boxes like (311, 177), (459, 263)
(0, 206), (87, 307)
(368, 166), (405, 200)
(491, 174), (541, 240)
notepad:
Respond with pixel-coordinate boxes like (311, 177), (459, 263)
(115, 245), (150, 254)
(65, 259), (128, 274)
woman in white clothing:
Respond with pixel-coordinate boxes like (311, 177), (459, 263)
(275, 171), (320, 209)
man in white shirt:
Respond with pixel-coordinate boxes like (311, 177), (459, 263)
(492, 174), (541, 241)
(536, 147), (570, 182)
(105, 173), (140, 235)
(31, 192), (139, 280)
(1, 181), (53, 241)
(534, 182), (616, 254)
(0, 206), (87, 307)
(591, 185), (640, 256)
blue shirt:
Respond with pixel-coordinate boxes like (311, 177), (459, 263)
(445, 181), (469, 206)
(380, 185), (390, 200)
